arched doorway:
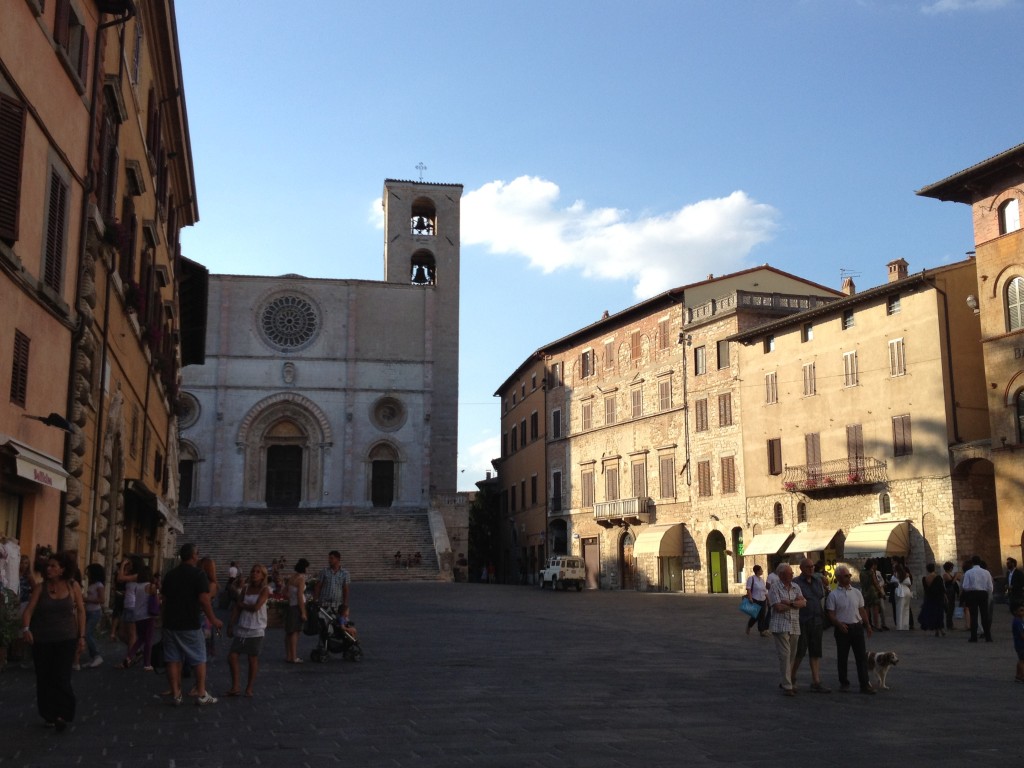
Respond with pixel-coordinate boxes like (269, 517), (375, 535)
(707, 530), (728, 593)
(619, 531), (635, 590)
(369, 443), (398, 508)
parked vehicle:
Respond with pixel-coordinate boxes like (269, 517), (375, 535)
(539, 556), (586, 591)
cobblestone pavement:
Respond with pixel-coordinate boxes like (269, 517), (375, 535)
(1, 583), (1019, 767)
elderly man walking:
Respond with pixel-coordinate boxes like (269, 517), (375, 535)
(825, 565), (874, 694)
(768, 563), (806, 697)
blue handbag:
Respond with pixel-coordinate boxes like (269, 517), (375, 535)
(739, 596), (762, 620)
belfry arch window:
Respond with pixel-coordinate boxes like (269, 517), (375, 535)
(1007, 276), (1024, 332)
(410, 197), (436, 236)
(999, 198), (1021, 235)
(410, 249), (436, 286)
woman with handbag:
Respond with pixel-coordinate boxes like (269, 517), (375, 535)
(745, 564), (769, 636)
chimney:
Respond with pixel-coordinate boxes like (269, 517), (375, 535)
(888, 258), (909, 283)
(841, 276), (856, 296)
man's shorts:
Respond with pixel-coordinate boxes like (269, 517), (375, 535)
(162, 628), (207, 666)
(797, 619), (824, 658)
(230, 635), (264, 657)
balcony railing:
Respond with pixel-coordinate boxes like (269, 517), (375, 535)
(782, 457), (887, 493)
(594, 496), (651, 526)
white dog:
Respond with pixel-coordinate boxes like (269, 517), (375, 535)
(866, 651), (899, 690)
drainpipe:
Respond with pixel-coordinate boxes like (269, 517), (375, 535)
(60, 3), (135, 553)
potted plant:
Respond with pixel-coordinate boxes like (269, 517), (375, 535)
(783, 481), (797, 492)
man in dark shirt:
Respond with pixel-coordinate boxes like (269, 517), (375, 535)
(1006, 558), (1024, 611)
(161, 543), (222, 705)
(792, 558), (831, 693)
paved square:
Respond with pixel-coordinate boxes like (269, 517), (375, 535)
(1, 583), (1017, 767)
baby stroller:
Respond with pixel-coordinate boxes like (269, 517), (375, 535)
(306, 601), (362, 663)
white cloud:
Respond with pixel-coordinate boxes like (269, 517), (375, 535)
(461, 176), (779, 299)
(459, 432), (499, 486)
(921, 0), (1010, 13)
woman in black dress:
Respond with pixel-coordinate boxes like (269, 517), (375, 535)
(918, 562), (946, 636)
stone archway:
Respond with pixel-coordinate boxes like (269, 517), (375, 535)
(237, 393), (332, 506)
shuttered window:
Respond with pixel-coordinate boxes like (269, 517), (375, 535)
(44, 169), (69, 294)
(803, 362), (816, 396)
(847, 424), (865, 472)
(631, 388), (642, 419)
(843, 351), (858, 387)
(604, 465), (619, 501)
(718, 393), (733, 426)
(765, 372), (778, 404)
(632, 461), (647, 498)
(721, 456), (736, 494)
(581, 469), (595, 507)
(892, 414), (913, 457)
(697, 460), (712, 497)
(0, 94), (26, 242)
(631, 330), (641, 360)
(659, 379), (672, 411)
(767, 438), (783, 476)
(695, 398), (708, 432)
(888, 338), (906, 377)
(659, 454), (675, 499)
(10, 330), (29, 407)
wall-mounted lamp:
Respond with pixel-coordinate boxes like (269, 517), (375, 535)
(22, 412), (74, 432)
(966, 295), (979, 314)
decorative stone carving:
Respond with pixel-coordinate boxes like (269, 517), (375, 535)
(257, 293), (320, 351)
(371, 396), (407, 432)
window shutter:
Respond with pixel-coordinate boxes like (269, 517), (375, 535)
(76, 27), (89, 82)
(54, 0), (71, 48)
(659, 455), (675, 498)
(1009, 278), (1024, 332)
(721, 456), (736, 493)
(44, 170), (68, 293)
(0, 95), (25, 242)
(10, 330), (30, 407)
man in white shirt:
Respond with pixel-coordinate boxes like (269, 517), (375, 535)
(961, 555), (994, 642)
(825, 565), (875, 694)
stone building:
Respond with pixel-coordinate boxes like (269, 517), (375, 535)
(732, 258), (991, 583)
(918, 143), (1024, 570)
(496, 267), (840, 591)
(178, 180), (466, 578)
(1, 0), (204, 578)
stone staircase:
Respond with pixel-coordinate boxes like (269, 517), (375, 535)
(178, 506), (444, 583)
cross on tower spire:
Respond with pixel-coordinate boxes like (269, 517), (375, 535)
(416, 162), (427, 182)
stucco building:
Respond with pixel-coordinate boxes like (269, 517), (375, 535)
(918, 143), (1024, 570)
(1, 0), (204, 577)
(733, 258), (991, 583)
(496, 267), (840, 591)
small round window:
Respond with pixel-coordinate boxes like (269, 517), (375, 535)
(178, 392), (200, 430)
(259, 294), (320, 351)
(371, 397), (407, 432)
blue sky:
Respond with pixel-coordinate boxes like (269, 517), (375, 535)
(174, 0), (1023, 491)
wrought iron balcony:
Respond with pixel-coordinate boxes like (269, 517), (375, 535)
(594, 497), (651, 527)
(782, 457), (887, 493)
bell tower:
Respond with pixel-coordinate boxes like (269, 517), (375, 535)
(382, 178), (463, 494)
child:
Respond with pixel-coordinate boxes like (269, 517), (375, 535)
(1013, 603), (1024, 683)
(336, 603), (357, 640)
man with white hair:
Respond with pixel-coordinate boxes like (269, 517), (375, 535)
(825, 565), (874, 694)
(768, 562), (806, 697)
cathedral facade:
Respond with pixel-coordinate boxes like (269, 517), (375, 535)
(180, 180), (462, 513)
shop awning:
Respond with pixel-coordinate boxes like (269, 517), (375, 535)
(1, 438), (69, 491)
(843, 520), (911, 559)
(784, 529), (839, 555)
(157, 498), (184, 534)
(633, 523), (684, 557)
(742, 532), (793, 557)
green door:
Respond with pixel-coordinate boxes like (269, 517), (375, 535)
(707, 531), (728, 593)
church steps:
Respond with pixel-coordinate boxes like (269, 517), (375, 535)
(178, 506), (443, 584)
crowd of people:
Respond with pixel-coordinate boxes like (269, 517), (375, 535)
(745, 555), (1024, 696)
(14, 544), (353, 731)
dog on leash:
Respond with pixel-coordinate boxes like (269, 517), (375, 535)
(866, 651), (899, 690)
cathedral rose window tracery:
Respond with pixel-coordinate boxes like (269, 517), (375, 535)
(259, 294), (320, 351)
